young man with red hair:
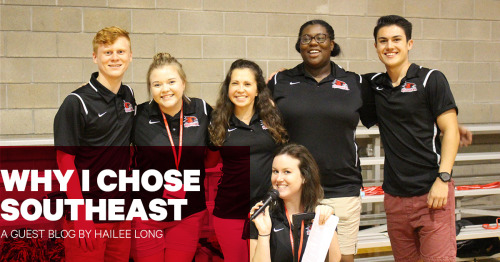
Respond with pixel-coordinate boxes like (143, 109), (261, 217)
(54, 26), (135, 262)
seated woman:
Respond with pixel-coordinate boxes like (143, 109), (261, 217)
(250, 144), (341, 262)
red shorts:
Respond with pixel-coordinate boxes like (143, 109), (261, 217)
(384, 181), (456, 262)
(64, 220), (131, 262)
(213, 216), (249, 262)
(130, 210), (205, 259)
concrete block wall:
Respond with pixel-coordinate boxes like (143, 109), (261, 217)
(1, 0), (500, 135)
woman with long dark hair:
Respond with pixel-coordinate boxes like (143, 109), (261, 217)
(208, 59), (288, 262)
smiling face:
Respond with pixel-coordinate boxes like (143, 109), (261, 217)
(93, 36), (132, 81)
(375, 24), (413, 70)
(150, 65), (185, 116)
(299, 24), (334, 70)
(228, 68), (258, 112)
(271, 154), (304, 202)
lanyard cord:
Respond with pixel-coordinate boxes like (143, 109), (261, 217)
(285, 207), (305, 262)
(161, 106), (183, 170)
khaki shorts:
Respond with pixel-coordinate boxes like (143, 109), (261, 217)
(321, 196), (361, 255)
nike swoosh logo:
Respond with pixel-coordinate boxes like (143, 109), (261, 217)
(290, 82), (300, 85)
(149, 120), (160, 124)
(273, 228), (284, 232)
(98, 112), (107, 117)
(376, 87), (383, 91)
(228, 128), (237, 132)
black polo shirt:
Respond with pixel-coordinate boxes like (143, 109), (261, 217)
(368, 64), (458, 197)
(54, 72), (136, 222)
(213, 113), (276, 220)
(249, 205), (312, 262)
(55, 72), (136, 150)
(132, 97), (212, 221)
(268, 62), (376, 198)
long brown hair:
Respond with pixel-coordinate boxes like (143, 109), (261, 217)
(209, 59), (287, 146)
(273, 144), (324, 213)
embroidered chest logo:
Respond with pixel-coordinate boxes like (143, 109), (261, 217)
(123, 100), (134, 113)
(184, 116), (200, 128)
(306, 224), (312, 236)
(260, 120), (268, 130)
(332, 79), (349, 91)
(401, 82), (417, 93)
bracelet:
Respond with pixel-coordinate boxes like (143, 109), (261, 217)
(258, 233), (271, 237)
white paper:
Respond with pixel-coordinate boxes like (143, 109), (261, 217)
(301, 214), (339, 262)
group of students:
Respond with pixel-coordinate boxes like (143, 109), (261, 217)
(250, 15), (467, 262)
(54, 13), (470, 262)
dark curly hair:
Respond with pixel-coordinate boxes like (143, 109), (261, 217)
(209, 59), (287, 146)
(295, 19), (341, 57)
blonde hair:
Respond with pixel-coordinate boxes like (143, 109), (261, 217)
(92, 26), (131, 53)
(147, 52), (189, 103)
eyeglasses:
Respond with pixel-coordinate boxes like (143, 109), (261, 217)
(300, 33), (329, 45)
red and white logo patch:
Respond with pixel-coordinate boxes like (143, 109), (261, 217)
(306, 224), (312, 236)
(401, 82), (417, 93)
(260, 120), (268, 130)
(184, 116), (200, 128)
(123, 100), (134, 113)
(332, 79), (349, 90)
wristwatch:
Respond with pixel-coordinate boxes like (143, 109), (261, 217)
(438, 171), (452, 182)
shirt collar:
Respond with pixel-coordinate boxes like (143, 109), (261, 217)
(290, 61), (346, 82)
(374, 63), (419, 87)
(89, 72), (128, 103)
(148, 98), (195, 119)
(229, 112), (260, 128)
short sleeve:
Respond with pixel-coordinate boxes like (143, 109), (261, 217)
(53, 94), (85, 154)
(130, 104), (144, 146)
(205, 101), (213, 118)
(425, 70), (458, 119)
(267, 72), (278, 95)
(202, 100), (217, 149)
(360, 74), (378, 128)
(249, 220), (258, 240)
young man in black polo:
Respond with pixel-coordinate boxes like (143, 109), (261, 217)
(369, 15), (460, 261)
(53, 26), (134, 262)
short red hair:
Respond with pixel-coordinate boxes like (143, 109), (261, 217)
(92, 26), (130, 53)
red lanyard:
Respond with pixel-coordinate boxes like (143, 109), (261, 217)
(285, 207), (305, 262)
(161, 106), (183, 170)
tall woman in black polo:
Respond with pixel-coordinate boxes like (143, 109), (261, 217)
(131, 53), (213, 262)
(209, 59), (288, 262)
(267, 20), (376, 262)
